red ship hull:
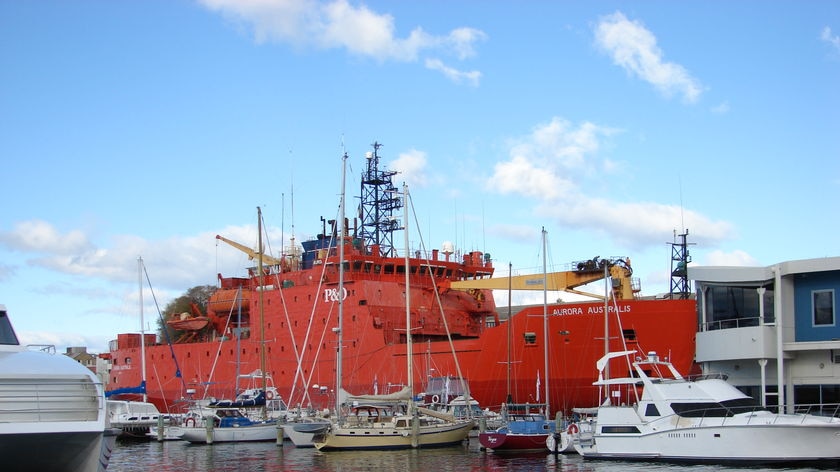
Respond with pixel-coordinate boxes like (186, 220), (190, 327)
(107, 266), (696, 415)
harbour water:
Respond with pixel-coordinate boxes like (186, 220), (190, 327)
(107, 439), (832, 472)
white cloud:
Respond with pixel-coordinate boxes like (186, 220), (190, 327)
(485, 116), (734, 250)
(0, 219), (92, 255)
(535, 197), (734, 250)
(488, 155), (569, 200)
(711, 101), (730, 114)
(0, 219), (295, 289)
(821, 26), (840, 52)
(594, 11), (703, 103)
(425, 58), (481, 86)
(198, 0), (485, 82)
(445, 27), (488, 60)
(389, 149), (430, 188)
(487, 117), (618, 200)
(488, 224), (542, 244)
(701, 249), (759, 266)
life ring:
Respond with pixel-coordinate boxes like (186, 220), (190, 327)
(567, 423), (579, 435)
(185, 417), (196, 428)
(265, 390), (275, 400)
(431, 394), (440, 404)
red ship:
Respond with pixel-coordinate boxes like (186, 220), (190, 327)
(106, 143), (697, 416)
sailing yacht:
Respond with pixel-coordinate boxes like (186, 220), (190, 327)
(478, 229), (558, 452)
(177, 209), (280, 444)
(312, 175), (473, 450)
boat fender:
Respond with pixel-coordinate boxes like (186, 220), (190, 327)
(266, 390), (275, 400)
(567, 423), (579, 435)
(185, 417), (196, 428)
(431, 395), (440, 404)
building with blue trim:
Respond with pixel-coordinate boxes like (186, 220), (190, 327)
(689, 257), (840, 413)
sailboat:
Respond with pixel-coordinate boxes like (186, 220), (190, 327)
(478, 228), (557, 452)
(178, 208), (280, 444)
(107, 257), (168, 440)
(312, 171), (473, 451)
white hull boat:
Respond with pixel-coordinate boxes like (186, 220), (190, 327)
(573, 350), (840, 464)
(177, 408), (280, 444)
(0, 305), (117, 472)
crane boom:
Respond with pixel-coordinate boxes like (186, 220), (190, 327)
(448, 260), (637, 300)
(216, 234), (285, 266)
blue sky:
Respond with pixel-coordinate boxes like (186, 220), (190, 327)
(1, 1), (838, 354)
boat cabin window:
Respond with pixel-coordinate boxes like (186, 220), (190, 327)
(601, 426), (641, 434)
(671, 402), (729, 417)
(644, 403), (660, 416)
(0, 309), (20, 345)
(671, 398), (761, 417)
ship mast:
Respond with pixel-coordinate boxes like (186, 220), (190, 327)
(359, 142), (402, 257)
(669, 229), (693, 299)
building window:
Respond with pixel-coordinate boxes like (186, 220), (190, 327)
(523, 332), (537, 344)
(813, 290), (835, 326)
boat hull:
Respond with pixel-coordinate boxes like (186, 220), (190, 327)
(282, 420), (330, 448)
(1, 306), (115, 472)
(478, 431), (551, 451)
(178, 422), (280, 444)
(577, 423), (840, 463)
(313, 420), (473, 451)
(108, 297), (697, 416)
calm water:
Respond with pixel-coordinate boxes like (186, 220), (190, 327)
(107, 439), (832, 472)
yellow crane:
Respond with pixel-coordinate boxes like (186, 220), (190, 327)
(448, 257), (637, 300)
(215, 234), (285, 266)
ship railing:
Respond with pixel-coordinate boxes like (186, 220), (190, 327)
(702, 316), (762, 331)
(649, 402), (840, 429)
(792, 402), (840, 418)
(26, 344), (56, 354)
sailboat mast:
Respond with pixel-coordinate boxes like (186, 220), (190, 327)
(603, 261), (610, 385)
(541, 228), (549, 416)
(403, 183), (420, 448)
(404, 183), (413, 406)
(506, 262), (512, 404)
(335, 153), (348, 416)
(138, 256), (147, 403)
(257, 207), (267, 418)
